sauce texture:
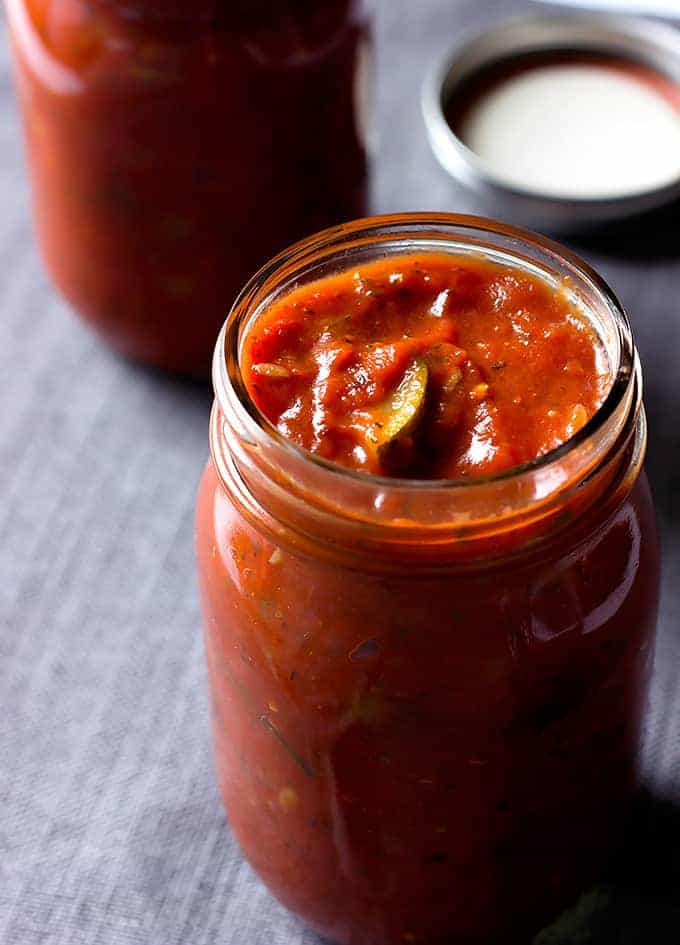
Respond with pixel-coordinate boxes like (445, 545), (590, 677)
(243, 253), (608, 479)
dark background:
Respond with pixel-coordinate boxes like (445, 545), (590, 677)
(2, 1), (680, 942)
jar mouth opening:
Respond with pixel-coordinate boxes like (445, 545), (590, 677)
(215, 213), (636, 495)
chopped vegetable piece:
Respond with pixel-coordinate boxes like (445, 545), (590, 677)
(260, 716), (316, 778)
(349, 639), (381, 662)
(252, 363), (292, 379)
(443, 367), (463, 393)
(278, 786), (299, 813)
(566, 403), (589, 437)
(368, 358), (429, 461)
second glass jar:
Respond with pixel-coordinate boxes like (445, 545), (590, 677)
(6, 0), (372, 373)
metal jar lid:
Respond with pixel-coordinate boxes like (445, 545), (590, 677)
(421, 14), (680, 233)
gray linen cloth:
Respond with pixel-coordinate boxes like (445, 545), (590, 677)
(2, 1), (680, 942)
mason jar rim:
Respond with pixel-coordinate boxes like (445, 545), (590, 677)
(214, 212), (637, 494)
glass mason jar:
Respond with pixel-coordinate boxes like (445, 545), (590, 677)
(195, 215), (660, 945)
(5, 0), (372, 374)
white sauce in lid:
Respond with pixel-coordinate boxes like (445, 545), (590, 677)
(459, 63), (680, 199)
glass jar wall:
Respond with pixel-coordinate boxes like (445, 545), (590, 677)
(195, 215), (660, 945)
(6, 0), (372, 373)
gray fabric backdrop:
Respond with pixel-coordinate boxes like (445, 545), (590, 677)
(2, 2), (680, 942)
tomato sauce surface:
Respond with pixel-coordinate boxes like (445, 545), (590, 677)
(242, 253), (608, 479)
